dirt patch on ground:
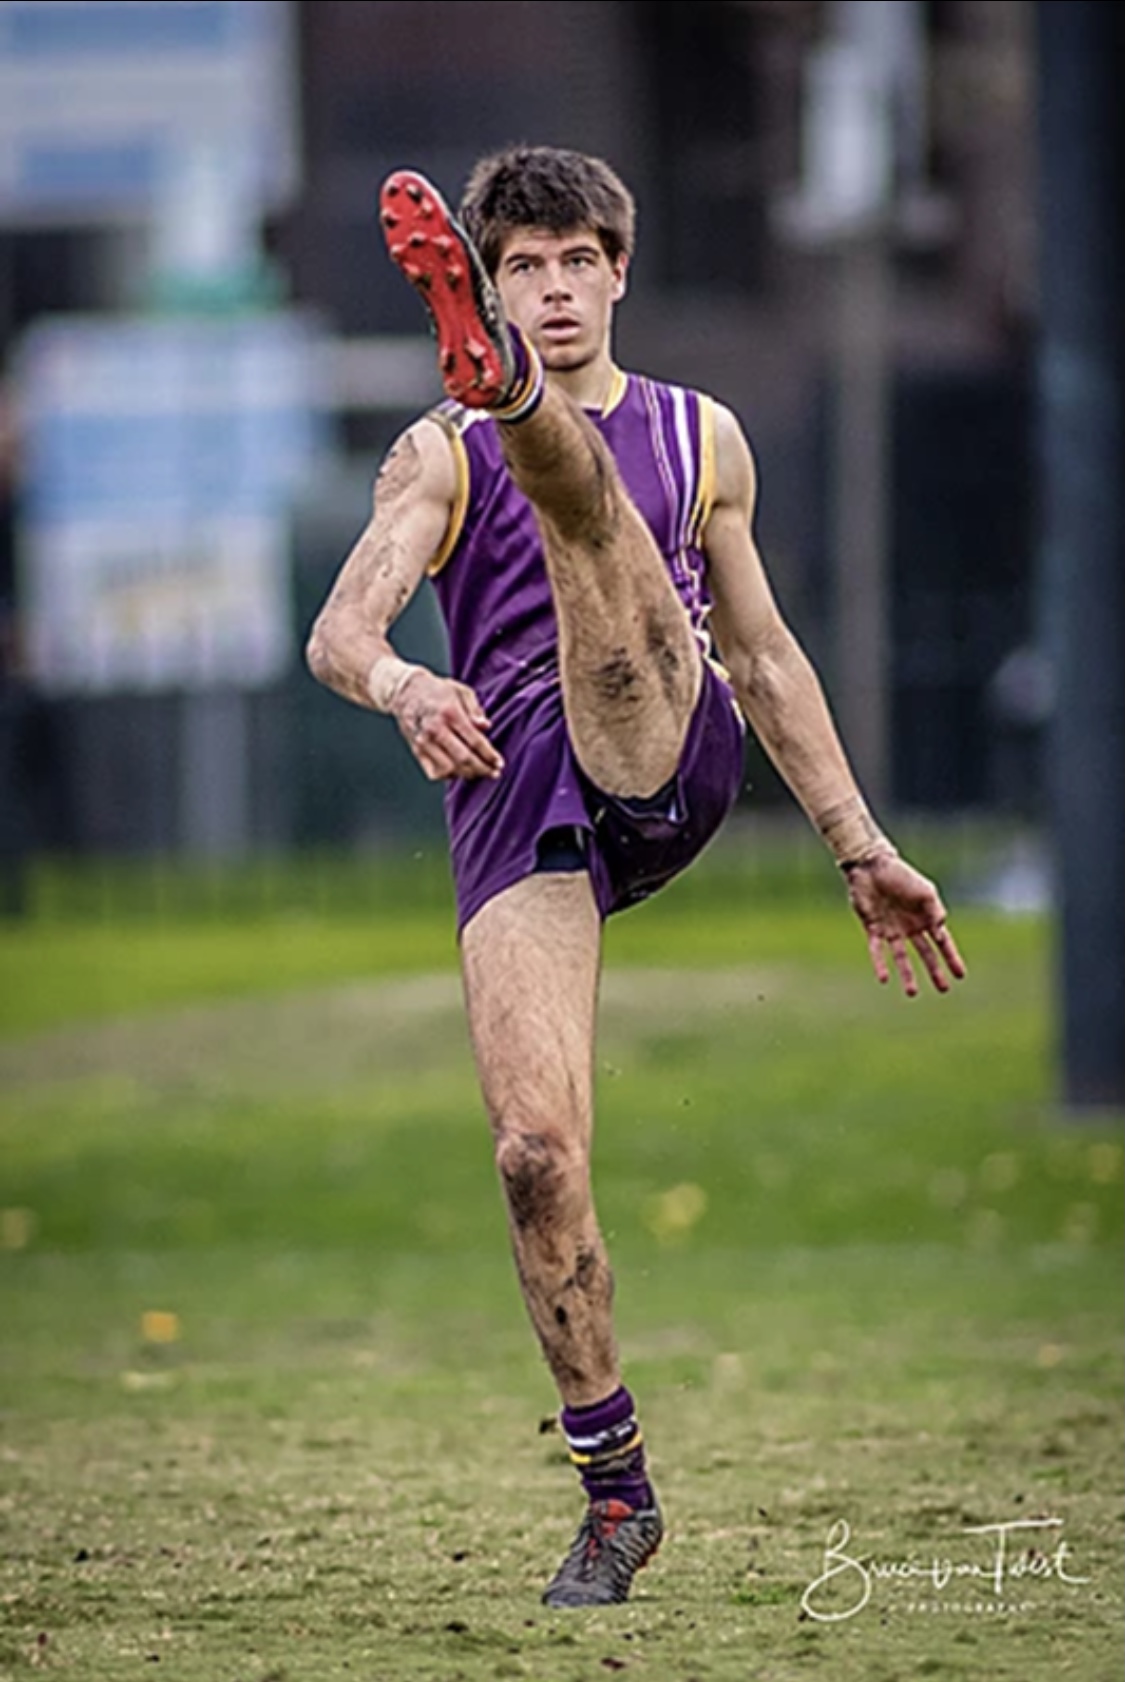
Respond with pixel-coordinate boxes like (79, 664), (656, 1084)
(0, 967), (785, 1098)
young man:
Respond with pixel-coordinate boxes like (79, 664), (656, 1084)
(307, 146), (965, 1607)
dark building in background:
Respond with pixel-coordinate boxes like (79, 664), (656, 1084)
(1, 0), (1039, 855)
(279, 0), (1037, 827)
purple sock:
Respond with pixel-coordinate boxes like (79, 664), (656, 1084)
(491, 326), (544, 422)
(507, 324), (533, 388)
(560, 1385), (654, 1511)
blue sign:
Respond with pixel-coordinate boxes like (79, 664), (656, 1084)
(0, 0), (297, 223)
(17, 312), (329, 693)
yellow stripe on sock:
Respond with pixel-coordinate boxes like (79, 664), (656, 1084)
(567, 1429), (644, 1467)
(489, 331), (544, 422)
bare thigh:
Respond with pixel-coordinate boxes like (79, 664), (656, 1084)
(460, 870), (620, 1404)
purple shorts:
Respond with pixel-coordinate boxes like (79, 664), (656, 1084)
(445, 663), (746, 932)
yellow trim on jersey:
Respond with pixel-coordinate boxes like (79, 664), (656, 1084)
(426, 411), (471, 577)
(694, 399), (731, 686)
(599, 365), (629, 417)
(689, 393), (717, 543)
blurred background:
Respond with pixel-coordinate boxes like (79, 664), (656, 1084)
(0, 0), (1120, 1104)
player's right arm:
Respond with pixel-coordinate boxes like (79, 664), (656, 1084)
(305, 418), (503, 782)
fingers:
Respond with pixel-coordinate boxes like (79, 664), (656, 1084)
(888, 934), (919, 998)
(401, 683), (505, 781)
(866, 927), (890, 987)
(908, 920), (968, 995)
(443, 707), (505, 778)
(911, 931), (951, 994)
(934, 922), (967, 981)
(868, 920), (966, 998)
(415, 724), (504, 780)
(865, 918), (920, 996)
(852, 862), (967, 998)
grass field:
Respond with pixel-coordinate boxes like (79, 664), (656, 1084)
(1, 845), (1122, 1681)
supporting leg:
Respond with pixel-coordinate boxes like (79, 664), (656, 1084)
(460, 871), (618, 1405)
(377, 169), (702, 803)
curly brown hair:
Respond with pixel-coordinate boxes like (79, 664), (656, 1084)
(459, 146), (636, 276)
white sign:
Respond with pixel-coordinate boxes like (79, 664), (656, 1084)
(0, 0), (298, 224)
(17, 312), (328, 693)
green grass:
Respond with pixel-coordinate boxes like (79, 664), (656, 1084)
(1, 846), (1122, 1680)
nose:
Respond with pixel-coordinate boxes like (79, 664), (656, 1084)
(541, 261), (573, 301)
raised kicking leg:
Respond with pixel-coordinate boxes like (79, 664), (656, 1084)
(379, 170), (703, 800)
(461, 871), (663, 1604)
(497, 392), (702, 799)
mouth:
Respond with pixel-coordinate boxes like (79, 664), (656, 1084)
(539, 316), (581, 339)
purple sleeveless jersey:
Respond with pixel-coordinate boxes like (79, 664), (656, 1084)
(427, 370), (746, 930)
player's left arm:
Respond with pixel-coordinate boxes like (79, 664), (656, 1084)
(701, 401), (966, 997)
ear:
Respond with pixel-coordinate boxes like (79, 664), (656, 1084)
(611, 253), (629, 302)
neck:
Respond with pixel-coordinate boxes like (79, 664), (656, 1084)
(545, 349), (619, 411)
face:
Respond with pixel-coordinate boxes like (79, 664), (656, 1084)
(493, 227), (628, 373)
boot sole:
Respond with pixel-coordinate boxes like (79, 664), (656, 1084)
(379, 170), (511, 408)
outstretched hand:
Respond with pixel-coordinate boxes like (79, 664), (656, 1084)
(844, 851), (966, 998)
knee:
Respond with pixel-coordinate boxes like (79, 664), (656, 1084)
(494, 1126), (585, 1231)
